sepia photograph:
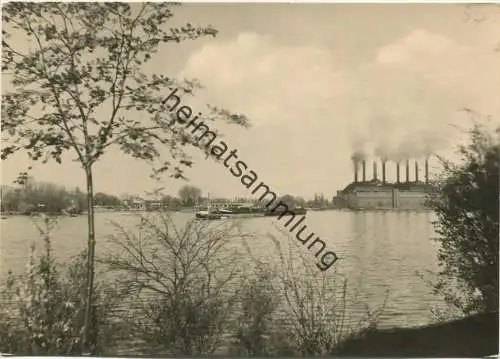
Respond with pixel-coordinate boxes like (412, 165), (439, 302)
(0, 1), (499, 357)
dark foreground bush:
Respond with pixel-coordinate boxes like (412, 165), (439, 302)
(337, 311), (498, 357)
(427, 123), (499, 314)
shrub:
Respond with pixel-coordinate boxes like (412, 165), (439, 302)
(230, 265), (280, 356)
(102, 213), (245, 355)
(427, 123), (499, 314)
(0, 215), (122, 355)
(241, 228), (387, 356)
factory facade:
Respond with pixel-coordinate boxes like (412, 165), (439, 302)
(333, 157), (432, 210)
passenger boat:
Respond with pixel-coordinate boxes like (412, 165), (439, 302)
(195, 210), (224, 220)
(195, 193), (226, 220)
(212, 204), (265, 217)
(195, 196), (308, 219)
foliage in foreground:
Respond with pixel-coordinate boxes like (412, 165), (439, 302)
(0, 213), (385, 356)
(238, 230), (386, 356)
(102, 214), (245, 355)
(427, 123), (499, 314)
(0, 216), (123, 355)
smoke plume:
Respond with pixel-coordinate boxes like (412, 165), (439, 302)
(352, 113), (450, 160)
(351, 151), (365, 162)
(350, 131), (368, 161)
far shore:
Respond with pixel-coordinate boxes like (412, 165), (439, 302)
(1, 207), (434, 222)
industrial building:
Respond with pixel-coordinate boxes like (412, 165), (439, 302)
(333, 157), (432, 210)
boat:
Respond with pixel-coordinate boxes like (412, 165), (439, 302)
(195, 193), (226, 220)
(211, 204), (265, 217)
(195, 210), (224, 220)
(62, 209), (80, 217)
(264, 206), (307, 216)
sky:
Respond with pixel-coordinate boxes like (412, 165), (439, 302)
(2, 3), (500, 199)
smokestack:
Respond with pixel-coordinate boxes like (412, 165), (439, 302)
(362, 160), (366, 182)
(353, 160), (359, 183)
(382, 160), (386, 184)
(373, 161), (378, 181)
(396, 162), (400, 183)
(415, 161), (419, 182)
(425, 159), (429, 184)
(405, 159), (410, 183)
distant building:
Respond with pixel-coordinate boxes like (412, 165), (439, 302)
(333, 157), (432, 210)
(145, 199), (163, 211)
(121, 197), (146, 211)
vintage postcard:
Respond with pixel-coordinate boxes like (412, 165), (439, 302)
(1, 2), (498, 357)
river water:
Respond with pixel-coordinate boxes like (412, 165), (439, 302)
(0, 210), (445, 329)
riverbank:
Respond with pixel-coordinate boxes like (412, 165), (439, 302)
(337, 311), (498, 357)
(109, 312), (498, 356)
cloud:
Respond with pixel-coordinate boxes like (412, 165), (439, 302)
(181, 29), (498, 151)
(376, 29), (468, 68)
(176, 32), (355, 195)
(180, 32), (349, 128)
(378, 26), (498, 105)
(173, 27), (499, 195)
(346, 28), (500, 160)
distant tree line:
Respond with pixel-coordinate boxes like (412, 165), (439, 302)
(278, 193), (331, 208)
(1, 178), (333, 215)
(1, 177), (87, 215)
(93, 192), (122, 208)
(0, 179), (195, 214)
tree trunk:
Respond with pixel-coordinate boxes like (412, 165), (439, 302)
(82, 165), (96, 354)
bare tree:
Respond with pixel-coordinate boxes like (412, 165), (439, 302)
(102, 213), (249, 354)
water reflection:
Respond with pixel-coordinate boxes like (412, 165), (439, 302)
(1, 210), (443, 328)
